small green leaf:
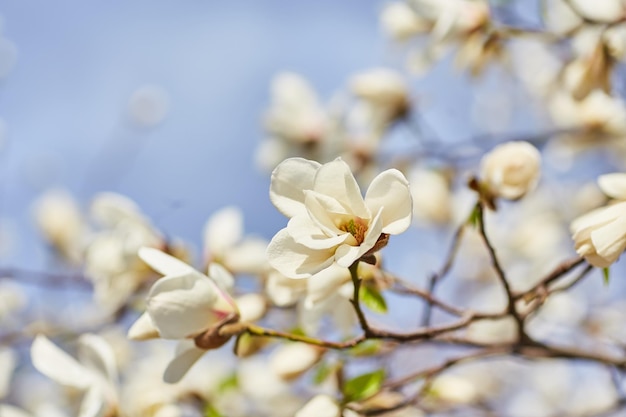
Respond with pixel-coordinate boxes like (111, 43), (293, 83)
(603, 267), (610, 286)
(467, 205), (480, 228)
(218, 373), (238, 392)
(204, 404), (224, 417)
(313, 361), (333, 385)
(343, 369), (385, 402)
(348, 340), (382, 357)
(360, 285), (388, 314)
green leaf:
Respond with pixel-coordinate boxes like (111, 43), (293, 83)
(218, 373), (238, 392)
(313, 361), (333, 385)
(204, 404), (224, 417)
(348, 340), (382, 357)
(359, 285), (388, 314)
(343, 369), (385, 402)
(467, 204), (480, 228)
(603, 267), (610, 286)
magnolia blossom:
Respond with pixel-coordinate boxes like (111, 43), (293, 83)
(295, 395), (341, 417)
(31, 334), (119, 417)
(128, 247), (239, 383)
(267, 157), (412, 279)
(480, 141), (541, 201)
(571, 173), (626, 267)
(269, 342), (324, 380)
(350, 68), (411, 123)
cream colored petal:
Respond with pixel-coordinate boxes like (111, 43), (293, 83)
(0, 347), (16, 398)
(0, 405), (33, 417)
(295, 395), (341, 417)
(569, 0), (625, 22)
(334, 209), (384, 268)
(305, 264), (351, 307)
(31, 335), (92, 390)
(598, 173), (626, 200)
(203, 206), (243, 257)
(78, 386), (106, 417)
(222, 237), (269, 274)
(591, 214), (626, 261)
(270, 158), (321, 218)
(77, 334), (118, 384)
(303, 192), (356, 240)
(138, 247), (194, 276)
(127, 311), (160, 340)
(236, 294), (267, 322)
(207, 263), (235, 292)
(163, 340), (206, 384)
(146, 272), (219, 339)
(267, 228), (336, 279)
(287, 214), (352, 250)
(571, 202), (626, 233)
(365, 169), (412, 235)
(313, 158), (369, 219)
(270, 342), (323, 380)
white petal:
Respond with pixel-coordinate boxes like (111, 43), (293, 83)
(0, 347), (16, 398)
(146, 272), (220, 339)
(222, 237), (269, 274)
(305, 264), (351, 307)
(77, 334), (118, 384)
(313, 158), (369, 219)
(569, 0), (625, 22)
(365, 169), (412, 235)
(163, 340), (206, 384)
(138, 247), (194, 276)
(127, 312), (160, 340)
(31, 335), (92, 390)
(270, 158), (321, 218)
(236, 293), (267, 323)
(78, 387), (106, 417)
(591, 214), (626, 261)
(598, 173), (626, 200)
(267, 228), (336, 279)
(270, 342), (323, 380)
(203, 206), (243, 257)
(287, 214), (352, 250)
(207, 263), (235, 293)
(571, 202), (626, 234)
(295, 395), (341, 417)
(334, 209), (384, 267)
(0, 405), (33, 417)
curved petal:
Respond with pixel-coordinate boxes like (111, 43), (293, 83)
(207, 263), (239, 313)
(31, 335), (92, 390)
(77, 334), (118, 384)
(287, 214), (352, 250)
(203, 206), (243, 257)
(163, 340), (206, 384)
(303, 192), (357, 241)
(138, 247), (194, 276)
(0, 405), (34, 417)
(127, 312), (160, 340)
(305, 264), (351, 307)
(78, 386), (106, 417)
(591, 214), (626, 262)
(598, 173), (626, 200)
(146, 272), (219, 339)
(267, 228), (336, 279)
(222, 237), (269, 274)
(365, 169), (412, 235)
(270, 158), (321, 218)
(571, 202), (626, 235)
(334, 209), (384, 267)
(312, 158), (369, 218)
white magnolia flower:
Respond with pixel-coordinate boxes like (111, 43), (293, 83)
(85, 193), (164, 310)
(269, 342), (324, 381)
(267, 157), (412, 279)
(479, 141), (541, 201)
(409, 169), (452, 225)
(129, 248), (239, 383)
(380, 2), (430, 40)
(571, 173), (626, 267)
(32, 188), (85, 263)
(568, 0), (626, 22)
(350, 68), (411, 123)
(30, 334), (118, 417)
(203, 206), (269, 275)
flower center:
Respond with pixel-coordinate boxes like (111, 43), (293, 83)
(339, 218), (368, 245)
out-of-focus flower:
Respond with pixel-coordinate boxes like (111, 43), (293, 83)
(0, 347), (16, 398)
(128, 248), (239, 383)
(479, 141), (541, 202)
(269, 342), (324, 381)
(380, 2), (430, 40)
(428, 374), (478, 404)
(571, 173), (626, 267)
(350, 68), (411, 123)
(409, 169), (452, 225)
(84, 193), (164, 311)
(542, 0), (583, 34)
(32, 189), (85, 263)
(203, 206), (269, 275)
(568, 0), (626, 22)
(267, 157), (412, 279)
(31, 334), (119, 417)
(295, 395), (341, 417)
